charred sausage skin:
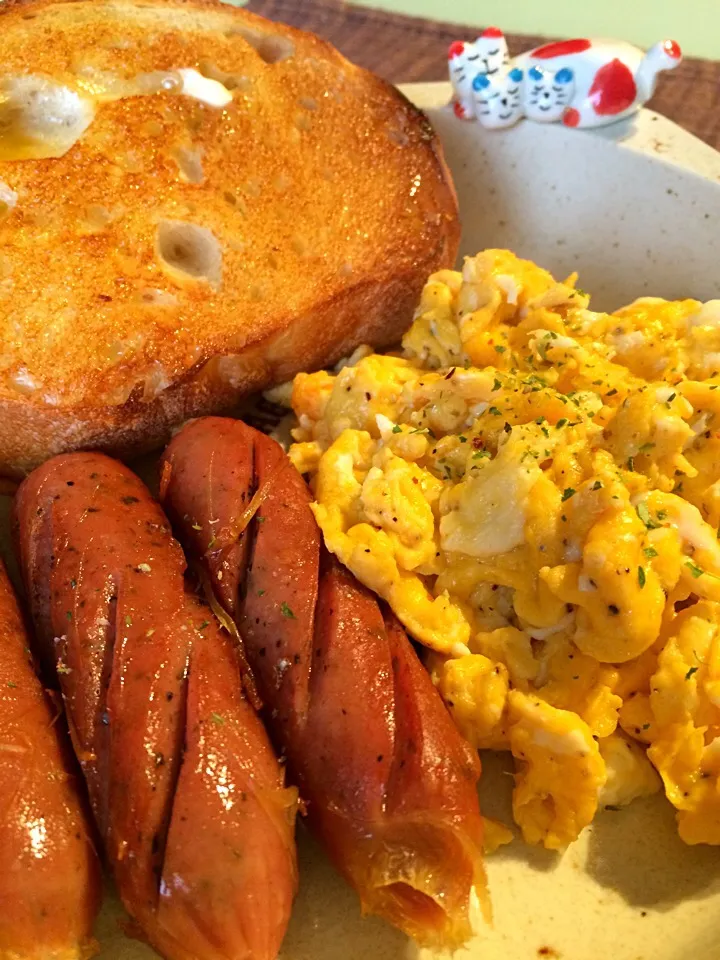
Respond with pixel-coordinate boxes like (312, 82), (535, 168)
(161, 417), (487, 948)
(15, 452), (298, 960)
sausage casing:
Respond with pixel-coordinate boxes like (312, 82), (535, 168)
(0, 558), (100, 960)
(161, 417), (487, 948)
(15, 452), (298, 960)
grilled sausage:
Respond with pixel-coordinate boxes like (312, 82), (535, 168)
(14, 452), (298, 960)
(0, 557), (100, 960)
(161, 417), (487, 948)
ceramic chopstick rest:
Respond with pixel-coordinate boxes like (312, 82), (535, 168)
(450, 31), (682, 130)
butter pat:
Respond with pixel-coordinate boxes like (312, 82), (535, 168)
(0, 75), (96, 160)
(177, 68), (233, 107)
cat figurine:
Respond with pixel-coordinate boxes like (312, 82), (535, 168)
(452, 33), (682, 131)
(515, 37), (682, 127)
(448, 26), (510, 119)
(522, 65), (575, 122)
(472, 68), (524, 129)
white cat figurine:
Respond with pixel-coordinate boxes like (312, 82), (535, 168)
(472, 68), (524, 129)
(515, 37), (682, 128)
(451, 33), (682, 131)
(522, 65), (575, 123)
(448, 27), (510, 120)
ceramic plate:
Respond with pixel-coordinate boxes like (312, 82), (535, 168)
(8, 82), (720, 960)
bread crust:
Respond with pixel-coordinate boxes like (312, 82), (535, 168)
(0, 0), (459, 474)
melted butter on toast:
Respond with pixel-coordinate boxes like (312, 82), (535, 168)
(0, 69), (232, 160)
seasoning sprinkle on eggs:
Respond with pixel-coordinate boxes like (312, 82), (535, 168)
(288, 248), (720, 850)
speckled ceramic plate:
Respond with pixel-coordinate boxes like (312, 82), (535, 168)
(9, 84), (720, 960)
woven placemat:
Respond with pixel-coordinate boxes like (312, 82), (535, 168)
(247, 0), (720, 151)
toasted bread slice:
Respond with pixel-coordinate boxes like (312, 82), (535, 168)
(0, 0), (458, 475)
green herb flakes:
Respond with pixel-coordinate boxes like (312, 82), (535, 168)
(280, 602), (297, 619)
(637, 502), (659, 529)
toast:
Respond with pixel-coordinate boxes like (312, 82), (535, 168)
(0, 0), (459, 475)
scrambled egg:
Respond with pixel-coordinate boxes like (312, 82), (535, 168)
(289, 249), (720, 849)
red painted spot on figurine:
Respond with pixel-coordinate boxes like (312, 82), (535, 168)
(448, 41), (466, 60)
(533, 38), (592, 59)
(562, 107), (580, 127)
(588, 58), (637, 115)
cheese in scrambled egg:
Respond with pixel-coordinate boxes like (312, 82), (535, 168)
(288, 248), (720, 849)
